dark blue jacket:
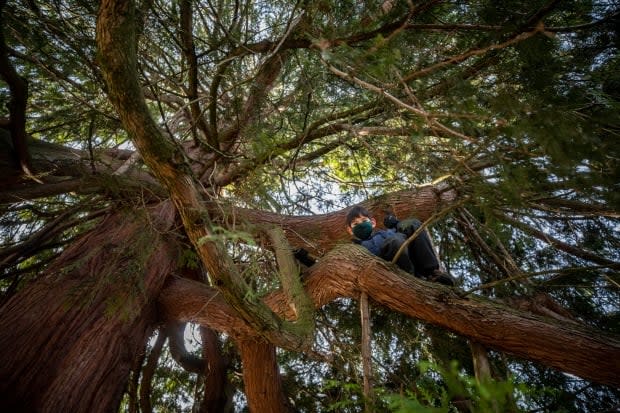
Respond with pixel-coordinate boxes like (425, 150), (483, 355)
(355, 228), (397, 256)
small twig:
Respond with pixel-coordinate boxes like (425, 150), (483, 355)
(265, 10), (304, 61)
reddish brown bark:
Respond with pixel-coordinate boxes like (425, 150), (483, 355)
(92, 3), (620, 412)
(97, 0), (320, 356)
(167, 321), (205, 373)
(237, 337), (290, 413)
(0, 137), (162, 203)
(0, 203), (177, 412)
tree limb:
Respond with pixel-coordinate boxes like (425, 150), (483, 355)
(267, 226), (314, 344)
(166, 321), (205, 374)
(180, 0), (215, 149)
(97, 0), (323, 352)
(140, 329), (166, 413)
(159, 245), (620, 388)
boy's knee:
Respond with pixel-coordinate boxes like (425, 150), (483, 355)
(396, 218), (421, 237)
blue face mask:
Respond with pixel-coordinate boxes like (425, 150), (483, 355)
(352, 220), (373, 240)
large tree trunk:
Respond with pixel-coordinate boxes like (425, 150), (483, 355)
(0, 203), (177, 412)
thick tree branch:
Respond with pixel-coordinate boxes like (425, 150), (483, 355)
(236, 337), (290, 413)
(0, 207), (109, 274)
(267, 226), (314, 343)
(140, 330), (166, 413)
(160, 245), (620, 388)
(218, 51), (288, 149)
(199, 327), (230, 412)
(227, 185), (456, 255)
(0, 135), (162, 203)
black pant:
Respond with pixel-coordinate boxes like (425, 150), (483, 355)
(378, 218), (439, 278)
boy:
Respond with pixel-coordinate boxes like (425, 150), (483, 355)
(345, 205), (455, 286)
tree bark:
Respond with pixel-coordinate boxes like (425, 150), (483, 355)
(236, 185), (456, 255)
(91, 2), (620, 411)
(0, 203), (177, 412)
(167, 321), (205, 373)
(237, 337), (290, 413)
(470, 341), (492, 381)
(0, 0), (31, 176)
(97, 0), (307, 351)
(140, 330), (166, 413)
(0, 135), (162, 203)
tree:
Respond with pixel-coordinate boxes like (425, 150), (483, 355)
(1, 0), (619, 412)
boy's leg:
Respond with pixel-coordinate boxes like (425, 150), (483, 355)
(397, 218), (455, 286)
(396, 218), (439, 277)
(378, 233), (416, 275)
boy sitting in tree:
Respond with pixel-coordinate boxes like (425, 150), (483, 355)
(345, 205), (455, 286)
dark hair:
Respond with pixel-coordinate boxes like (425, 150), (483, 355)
(345, 205), (373, 227)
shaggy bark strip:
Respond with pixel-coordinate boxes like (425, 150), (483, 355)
(0, 202), (178, 413)
(267, 226), (314, 343)
(160, 245), (620, 389)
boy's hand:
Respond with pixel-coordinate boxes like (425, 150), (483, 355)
(383, 214), (399, 229)
(396, 218), (422, 237)
(293, 248), (316, 267)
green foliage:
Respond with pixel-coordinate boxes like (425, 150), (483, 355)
(322, 379), (365, 411)
(383, 360), (526, 413)
(178, 247), (200, 270)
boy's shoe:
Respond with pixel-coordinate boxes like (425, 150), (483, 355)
(428, 269), (456, 286)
